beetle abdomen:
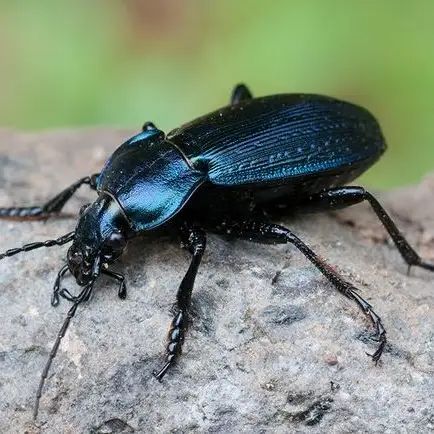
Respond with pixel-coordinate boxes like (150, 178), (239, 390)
(169, 94), (386, 186)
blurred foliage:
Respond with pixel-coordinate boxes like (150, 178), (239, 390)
(0, 0), (434, 188)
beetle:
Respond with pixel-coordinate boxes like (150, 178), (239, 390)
(1, 84), (433, 419)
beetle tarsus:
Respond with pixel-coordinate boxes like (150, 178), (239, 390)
(367, 339), (386, 365)
(51, 264), (70, 307)
(218, 219), (388, 363)
(154, 310), (185, 381)
(367, 325), (387, 365)
(102, 269), (127, 299)
(153, 225), (206, 380)
(341, 282), (387, 363)
(118, 283), (127, 299)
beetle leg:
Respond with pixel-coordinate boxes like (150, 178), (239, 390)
(298, 186), (434, 274)
(101, 268), (127, 299)
(219, 220), (387, 363)
(0, 174), (99, 220)
(231, 83), (253, 105)
(51, 264), (70, 307)
(153, 225), (206, 381)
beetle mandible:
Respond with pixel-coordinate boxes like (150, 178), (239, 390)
(1, 84), (433, 419)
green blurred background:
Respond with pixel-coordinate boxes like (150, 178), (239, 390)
(1, 0), (433, 188)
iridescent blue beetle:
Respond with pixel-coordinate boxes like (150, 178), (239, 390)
(1, 84), (433, 419)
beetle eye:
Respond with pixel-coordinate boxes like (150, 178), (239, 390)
(102, 231), (126, 259)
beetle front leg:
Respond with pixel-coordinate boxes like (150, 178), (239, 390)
(153, 225), (206, 381)
(0, 174), (99, 220)
(297, 186), (434, 274)
(219, 220), (387, 363)
(51, 264), (70, 307)
(102, 269), (127, 299)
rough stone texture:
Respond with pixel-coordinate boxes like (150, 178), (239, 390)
(0, 128), (433, 434)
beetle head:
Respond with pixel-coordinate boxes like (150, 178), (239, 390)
(67, 243), (98, 286)
(67, 195), (128, 285)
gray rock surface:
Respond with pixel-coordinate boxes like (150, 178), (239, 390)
(0, 128), (433, 433)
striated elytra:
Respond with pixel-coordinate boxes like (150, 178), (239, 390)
(1, 83), (433, 420)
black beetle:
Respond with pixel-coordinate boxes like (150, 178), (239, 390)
(1, 84), (433, 419)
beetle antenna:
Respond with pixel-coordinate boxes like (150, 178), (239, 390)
(0, 231), (74, 261)
(33, 280), (94, 420)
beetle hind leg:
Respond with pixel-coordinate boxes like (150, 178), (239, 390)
(218, 220), (387, 363)
(231, 84), (253, 105)
(153, 225), (206, 381)
(297, 186), (434, 275)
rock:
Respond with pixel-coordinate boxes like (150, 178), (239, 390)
(0, 128), (433, 433)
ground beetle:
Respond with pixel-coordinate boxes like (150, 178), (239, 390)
(1, 84), (433, 419)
